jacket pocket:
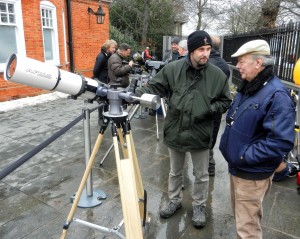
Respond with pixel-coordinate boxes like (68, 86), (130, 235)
(219, 125), (230, 161)
(220, 126), (251, 166)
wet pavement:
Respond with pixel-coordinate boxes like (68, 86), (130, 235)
(1, 95), (300, 239)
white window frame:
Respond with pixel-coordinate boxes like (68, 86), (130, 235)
(40, 1), (60, 65)
(0, 0), (26, 72)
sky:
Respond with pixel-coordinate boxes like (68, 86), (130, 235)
(182, 15), (222, 36)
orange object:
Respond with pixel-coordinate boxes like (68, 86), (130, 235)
(294, 58), (300, 85)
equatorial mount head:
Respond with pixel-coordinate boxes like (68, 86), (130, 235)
(96, 86), (160, 118)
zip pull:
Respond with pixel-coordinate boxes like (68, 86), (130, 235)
(227, 107), (238, 126)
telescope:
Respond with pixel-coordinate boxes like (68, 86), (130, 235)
(5, 54), (160, 118)
(144, 60), (166, 78)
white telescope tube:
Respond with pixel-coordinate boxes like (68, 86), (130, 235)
(4, 54), (161, 110)
(4, 54), (98, 100)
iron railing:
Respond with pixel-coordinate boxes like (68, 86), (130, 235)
(223, 22), (300, 82)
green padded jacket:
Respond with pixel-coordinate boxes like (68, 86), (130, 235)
(136, 57), (232, 152)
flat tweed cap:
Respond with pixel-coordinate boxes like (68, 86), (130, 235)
(231, 39), (270, 57)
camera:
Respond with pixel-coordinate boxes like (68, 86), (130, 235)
(130, 52), (144, 75)
(144, 60), (166, 78)
(130, 63), (144, 75)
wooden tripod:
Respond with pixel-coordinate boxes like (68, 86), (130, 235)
(60, 115), (149, 239)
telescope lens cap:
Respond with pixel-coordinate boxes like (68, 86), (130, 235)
(6, 54), (17, 79)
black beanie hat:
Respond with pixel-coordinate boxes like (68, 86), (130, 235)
(187, 30), (212, 53)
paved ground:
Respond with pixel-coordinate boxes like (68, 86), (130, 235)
(0, 95), (300, 239)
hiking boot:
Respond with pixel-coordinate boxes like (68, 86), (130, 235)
(192, 205), (207, 228)
(208, 163), (215, 176)
(159, 201), (182, 218)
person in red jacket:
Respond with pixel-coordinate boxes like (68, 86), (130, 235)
(143, 46), (152, 61)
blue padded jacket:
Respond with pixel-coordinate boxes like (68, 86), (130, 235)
(219, 75), (295, 180)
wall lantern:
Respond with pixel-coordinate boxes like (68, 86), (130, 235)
(87, 0), (105, 24)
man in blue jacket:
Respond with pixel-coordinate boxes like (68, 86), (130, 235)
(219, 39), (295, 239)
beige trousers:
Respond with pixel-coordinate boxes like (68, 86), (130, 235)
(230, 174), (272, 239)
(168, 148), (209, 206)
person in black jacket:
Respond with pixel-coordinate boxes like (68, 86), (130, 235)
(163, 37), (180, 62)
(209, 36), (230, 78)
(136, 30), (231, 229)
(93, 39), (117, 84)
(93, 39), (117, 125)
(208, 35), (230, 176)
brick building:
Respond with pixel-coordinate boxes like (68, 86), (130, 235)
(0, 0), (110, 102)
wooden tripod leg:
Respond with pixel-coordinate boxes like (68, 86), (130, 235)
(127, 132), (149, 222)
(60, 132), (104, 239)
(116, 127), (128, 158)
(113, 136), (143, 239)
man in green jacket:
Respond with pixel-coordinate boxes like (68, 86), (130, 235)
(135, 30), (231, 228)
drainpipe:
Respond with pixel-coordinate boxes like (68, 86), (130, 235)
(66, 0), (74, 72)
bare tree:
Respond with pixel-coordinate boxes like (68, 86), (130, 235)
(196, 0), (209, 30)
(208, 0), (300, 34)
(278, 0), (300, 24)
(281, 0), (300, 17)
(183, 0), (212, 31)
(140, 0), (150, 45)
(256, 0), (282, 29)
(210, 0), (261, 34)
